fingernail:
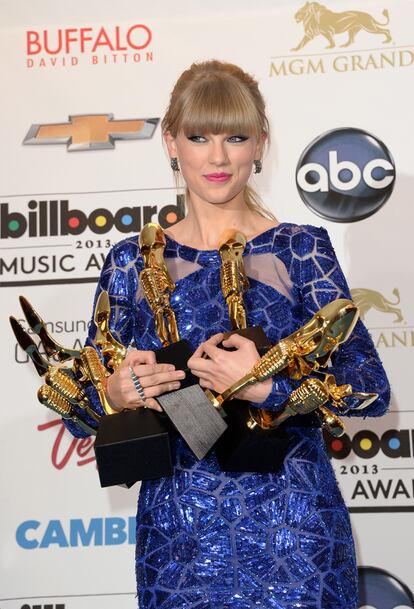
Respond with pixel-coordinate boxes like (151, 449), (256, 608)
(172, 382), (181, 389)
(177, 371), (186, 379)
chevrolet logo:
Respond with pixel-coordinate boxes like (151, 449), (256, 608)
(23, 114), (159, 151)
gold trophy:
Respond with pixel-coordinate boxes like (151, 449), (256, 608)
(190, 297), (376, 471)
(91, 285), (174, 487)
(211, 229), (275, 467)
(219, 231), (250, 331)
(10, 294), (174, 487)
(138, 222), (227, 460)
(139, 222), (180, 346)
(218, 231), (271, 354)
(93, 290), (127, 372)
(9, 312), (100, 435)
(18, 295), (81, 363)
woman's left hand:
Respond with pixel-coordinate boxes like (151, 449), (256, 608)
(188, 332), (272, 403)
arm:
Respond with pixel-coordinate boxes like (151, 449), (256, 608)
(64, 238), (185, 437)
(296, 226), (390, 417)
(63, 240), (137, 438)
(197, 225), (390, 416)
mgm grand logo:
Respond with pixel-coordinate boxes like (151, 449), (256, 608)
(350, 288), (413, 349)
(269, 4), (414, 77)
(291, 3), (392, 51)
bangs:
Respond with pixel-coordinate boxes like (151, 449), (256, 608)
(177, 77), (262, 138)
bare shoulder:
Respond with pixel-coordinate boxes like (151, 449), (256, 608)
(164, 220), (186, 241)
(244, 216), (279, 240)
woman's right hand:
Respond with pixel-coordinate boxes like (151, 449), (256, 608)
(106, 349), (185, 412)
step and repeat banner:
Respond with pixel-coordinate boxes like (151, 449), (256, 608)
(1, 1), (413, 608)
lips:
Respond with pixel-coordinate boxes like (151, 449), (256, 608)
(203, 173), (232, 183)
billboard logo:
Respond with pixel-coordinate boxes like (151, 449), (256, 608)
(296, 128), (395, 222)
(292, 3), (392, 51)
(0, 196), (184, 240)
(23, 114), (159, 151)
(325, 428), (414, 460)
(358, 566), (414, 609)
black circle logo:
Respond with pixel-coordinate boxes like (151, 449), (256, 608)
(358, 566), (414, 609)
(296, 128), (395, 222)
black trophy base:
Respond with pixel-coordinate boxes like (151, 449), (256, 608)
(213, 324), (281, 471)
(155, 339), (198, 388)
(214, 401), (290, 473)
(94, 408), (173, 488)
(221, 326), (272, 356)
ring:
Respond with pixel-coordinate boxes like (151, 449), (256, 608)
(128, 366), (147, 406)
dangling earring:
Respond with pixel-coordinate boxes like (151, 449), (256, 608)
(253, 160), (262, 174)
(170, 157), (180, 172)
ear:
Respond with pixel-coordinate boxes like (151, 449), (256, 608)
(163, 131), (177, 158)
(255, 132), (267, 160)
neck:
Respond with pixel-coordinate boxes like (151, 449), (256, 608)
(165, 191), (277, 250)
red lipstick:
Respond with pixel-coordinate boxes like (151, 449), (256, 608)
(203, 173), (232, 183)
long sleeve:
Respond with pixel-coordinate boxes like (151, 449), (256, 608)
(253, 224), (390, 417)
(63, 238), (140, 438)
(295, 225), (390, 417)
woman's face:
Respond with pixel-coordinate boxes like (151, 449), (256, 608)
(164, 130), (262, 208)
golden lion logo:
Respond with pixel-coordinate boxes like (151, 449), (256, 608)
(292, 3), (392, 51)
(350, 288), (403, 323)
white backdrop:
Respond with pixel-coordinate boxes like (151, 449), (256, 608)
(1, 1), (413, 607)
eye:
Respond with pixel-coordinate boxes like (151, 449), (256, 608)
(227, 135), (249, 143)
(187, 135), (207, 143)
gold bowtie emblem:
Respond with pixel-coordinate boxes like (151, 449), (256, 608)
(23, 114), (159, 151)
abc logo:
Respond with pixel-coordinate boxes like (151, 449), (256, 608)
(296, 128), (395, 222)
(358, 566), (414, 609)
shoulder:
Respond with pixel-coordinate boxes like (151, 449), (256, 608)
(272, 222), (332, 256)
(108, 235), (142, 269)
(98, 235), (142, 294)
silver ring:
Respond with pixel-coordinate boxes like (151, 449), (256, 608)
(128, 366), (147, 405)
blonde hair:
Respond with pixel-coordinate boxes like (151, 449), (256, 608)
(162, 60), (276, 221)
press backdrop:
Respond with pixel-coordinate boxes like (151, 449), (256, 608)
(1, 1), (413, 608)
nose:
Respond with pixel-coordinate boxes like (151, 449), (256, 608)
(208, 139), (229, 167)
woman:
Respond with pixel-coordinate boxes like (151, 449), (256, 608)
(68, 60), (390, 608)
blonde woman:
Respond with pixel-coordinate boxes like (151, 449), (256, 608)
(67, 61), (389, 609)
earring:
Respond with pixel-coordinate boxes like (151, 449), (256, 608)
(253, 160), (262, 174)
(170, 157), (179, 172)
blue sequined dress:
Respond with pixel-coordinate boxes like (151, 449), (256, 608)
(66, 223), (390, 609)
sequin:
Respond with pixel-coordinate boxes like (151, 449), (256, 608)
(67, 223), (390, 608)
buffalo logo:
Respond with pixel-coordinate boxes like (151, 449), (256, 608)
(23, 114), (159, 151)
(351, 288), (404, 323)
(292, 3), (392, 51)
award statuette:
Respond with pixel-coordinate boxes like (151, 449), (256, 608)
(9, 312), (99, 435)
(139, 222), (227, 460)
(247, 371), (378, 437)
(18, 295), (81, 364)
(218, 231), (271, 355)
(185, 298), (372, 471)
(228, 368), (378, 473)
(10, 296), (173, 487)
(89, 290), (174, 488)
(213, 230), (272, 468)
